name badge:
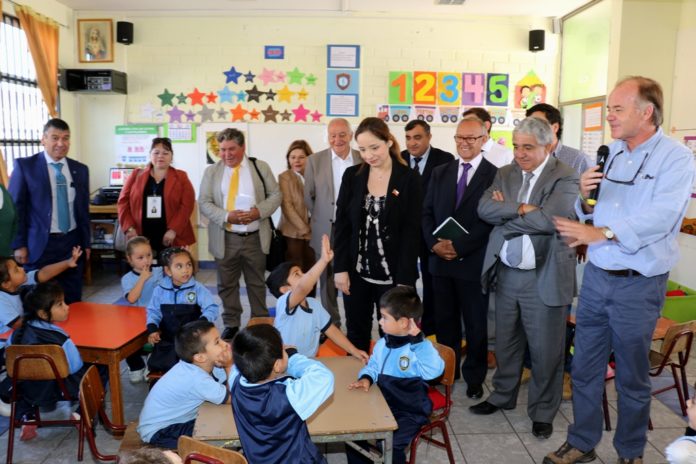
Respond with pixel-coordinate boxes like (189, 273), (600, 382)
(146, 196), (163, 219)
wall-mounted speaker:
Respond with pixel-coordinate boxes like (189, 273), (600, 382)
(529, 29), (545, 52)
(117, 21), (133, 45)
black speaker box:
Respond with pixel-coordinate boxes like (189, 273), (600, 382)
(529, 29), (545, 52)
(117, 21), (133, 45)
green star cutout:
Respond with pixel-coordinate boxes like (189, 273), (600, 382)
(176, 93), (188, 104)
(287, 67), (305, 85)
(157, 88), (175, 106)
(305, 74), (318, 86)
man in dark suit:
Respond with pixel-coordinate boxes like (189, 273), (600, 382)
(9, 118), (90, 303)
(471, 117), (579, 440)
(422, 117), (496, 398)
(401, 120), (453, 335)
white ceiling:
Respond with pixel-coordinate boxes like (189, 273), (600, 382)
(55, 0), (590, 18)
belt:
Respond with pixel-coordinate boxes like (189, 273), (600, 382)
(227, 230), (259, 237)
(601, 268), (643, 277)
(49, 232), (65, 236)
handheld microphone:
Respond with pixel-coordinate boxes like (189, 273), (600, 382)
(587, 145), (610, 206)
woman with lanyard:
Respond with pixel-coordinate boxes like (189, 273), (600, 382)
(118, 137), (196, 256)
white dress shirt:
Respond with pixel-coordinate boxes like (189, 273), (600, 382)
(410, 146), (431, 172)
(43, 152), (76, 233)
(331, 149), (354, 221)
(220, 156), (259, 232)
(457, 152), (483, 186)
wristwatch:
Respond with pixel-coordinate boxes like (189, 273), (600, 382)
(601, 227), (615, 241)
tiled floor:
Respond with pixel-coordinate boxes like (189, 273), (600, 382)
(0, 266), (690, 463)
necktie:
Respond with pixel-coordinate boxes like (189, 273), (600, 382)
(507, 171), (534, 267)
(226, 165), (240, 212)
(413, 157), (422, 174)
(51, 162), (70, 233)
(455, 163), (472, 208)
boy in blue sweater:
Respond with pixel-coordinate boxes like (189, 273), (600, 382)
(146, 247), (219, 373)
(231, 324), (334, 464)
(138, 320), (232, 449)
(347, 286), (444, 464)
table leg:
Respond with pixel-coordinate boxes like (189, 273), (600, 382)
(107, 351), (124, 427)
(383, 431), (393, 464)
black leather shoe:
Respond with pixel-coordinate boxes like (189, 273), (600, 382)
(221, 326), (239, 341)
(532, 421), (553, 439)
(469, 401), (500, 415)
(466, 384), (484, 399)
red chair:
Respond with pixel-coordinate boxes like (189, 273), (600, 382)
(178, 435), (247, 463)
(79, 365), (127, 461)
(408, 342), (456, 464)
(5, 344), (83, 464)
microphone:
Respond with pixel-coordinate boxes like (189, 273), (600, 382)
(587, 145), (609, 206)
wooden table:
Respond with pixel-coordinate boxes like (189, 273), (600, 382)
(567, 315), (676, 340)
(194, 356), (398, 463)
(56, 302), (147, 428)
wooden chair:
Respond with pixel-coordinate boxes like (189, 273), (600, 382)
(407, 342), (456, 464)
(245, 317), (275, 327)
(79, 365), (127, 461)
(5, 344), (83, 464)
(178, 435), (247, 464)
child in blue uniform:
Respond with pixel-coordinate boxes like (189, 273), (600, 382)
(138, 320), (233, 449)
(146, 247), (219, 373)
(347, 286), (444, 464)
(266, 234), (368, 362)
(120, 236), (165, 383)
(231, 324), (334, 464)
(3, 281), (106, 441)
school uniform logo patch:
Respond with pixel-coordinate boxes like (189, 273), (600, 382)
(186, 292), (196, 303)
(399, 356), (410, 371)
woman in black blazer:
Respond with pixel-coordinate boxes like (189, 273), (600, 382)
(333, 117), (423, 352)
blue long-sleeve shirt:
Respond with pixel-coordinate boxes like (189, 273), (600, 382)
(359, 333), (444, 385)
(9, 319), (83, 374)
(576, 128), (695, 277)
(146, 276), (219, 329)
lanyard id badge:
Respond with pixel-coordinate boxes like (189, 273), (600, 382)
(146, 195), (163, 219)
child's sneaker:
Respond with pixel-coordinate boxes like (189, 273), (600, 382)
(129, 368), (146, 384)
(0, 398), (11, 417)
(20, 423), (37, 441)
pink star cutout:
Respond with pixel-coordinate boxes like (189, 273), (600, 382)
(292, 104), (310, 122)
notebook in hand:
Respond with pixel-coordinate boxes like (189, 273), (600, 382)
(433, 216), (469, 241)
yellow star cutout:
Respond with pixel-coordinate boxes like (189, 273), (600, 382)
(297, 87), (309, 101)
(277, 85), (295, 103)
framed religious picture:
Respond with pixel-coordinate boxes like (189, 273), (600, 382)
(78, 19), (113, 63)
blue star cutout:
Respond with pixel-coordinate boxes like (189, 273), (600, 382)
(217, 86), (234, 103)
(223, 66), (242, 84)
(244, 70), (256, 83)
(235, 91), (247, 102)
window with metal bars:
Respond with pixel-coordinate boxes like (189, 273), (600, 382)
(0, 13), (51, 175)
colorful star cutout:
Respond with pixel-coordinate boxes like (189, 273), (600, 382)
(244, 70), (256, 83)
(277, 85), (294, 103)
(297, 87), (309, 101)
(230, 104), (247, 122)
(176, 93), (188, 104)
(261, 105), (279, 123)
(292, 104), (310, 122)
(305, 74), (318, 86)
(205, 92), (218, 104)
(246, 85), (263, 103)
(275, 71), (286, 82)
(198, 105), (215, 122)
(264, 89), (277, 101)
(216, 108), (228, 120)
(223, 66), (243, 84)
(217, 86), (234, 103)
(140, 102), (156, 119)
(235, 91), (247, 102)
(187, 88), (206, 106)
(157, 88), (175, 106)
(167, 106), (185, 123)
(310, 110), (323, 122)
(185, 110), (196, 122)
(280, 110), (292, 121)
(258, 68), (276, 86)
(287, 67), (305, 85)
(248, 108), (260, 120)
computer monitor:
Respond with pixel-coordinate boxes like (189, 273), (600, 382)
(109, 168), (134, 187)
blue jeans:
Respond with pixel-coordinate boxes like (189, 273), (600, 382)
(567, 262), (667, 459)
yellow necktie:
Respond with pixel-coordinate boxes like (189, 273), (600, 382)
(226, 166), (240, 212)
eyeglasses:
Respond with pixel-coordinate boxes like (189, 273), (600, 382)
(603, 149), (653, 185)
(453, 135), (484, 144)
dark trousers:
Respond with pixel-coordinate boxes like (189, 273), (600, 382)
(418, 242), (436, 336)
(125, 352), (145, 371)
(433, 276), (488, 385)
(149, 419), (195, 449)
(343, 272), (393, 353)
(27, 229), (84, 304)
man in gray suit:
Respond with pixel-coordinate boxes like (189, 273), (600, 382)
(470, 117), (579, 440)
(304, 118), (361, 326)
(199, 128), (281, 341)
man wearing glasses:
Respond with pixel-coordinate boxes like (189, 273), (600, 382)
(472, 116), (579, 440)
(548, 77), (695, 464)
(422, 117), (496, 398)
